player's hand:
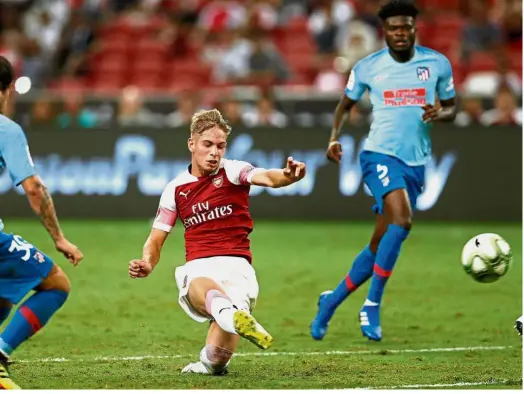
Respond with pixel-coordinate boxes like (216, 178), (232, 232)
(326, 140), (342, 163)
(421, 104), (439, 123)
(128, 259), (153, 279)
(283, 156), (306, 182)
(54, 238), (83, 266)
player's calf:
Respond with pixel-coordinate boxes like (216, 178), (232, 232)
(0, 265), (70, 358)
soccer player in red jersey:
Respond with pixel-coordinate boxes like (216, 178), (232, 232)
(128, 109), (306, 375)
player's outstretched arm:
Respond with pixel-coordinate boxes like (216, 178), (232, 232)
(326, 96), (358, 164)
(250, 157), (306, 188)
(21, 175), (83, 265)
(129, 228), (169, 279)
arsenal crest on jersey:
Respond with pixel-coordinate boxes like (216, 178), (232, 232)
(213, 175), (223, 188)
(417, 67), (430, 81)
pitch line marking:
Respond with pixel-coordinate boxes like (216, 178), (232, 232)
(13, 345), (512, 364)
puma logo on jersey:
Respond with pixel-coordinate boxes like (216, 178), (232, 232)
(179, 190), (191, 199)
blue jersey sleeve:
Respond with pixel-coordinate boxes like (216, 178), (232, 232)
(436, 56), (456, 101)
(344, 62), (368, 101)
(0, 123), (36, 186)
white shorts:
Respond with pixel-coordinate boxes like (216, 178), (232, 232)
(174, 256), (259, 323)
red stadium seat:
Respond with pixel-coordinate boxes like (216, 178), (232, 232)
(168, 58), (211, 84)
(427, 36), (456, 58)
(168, 77), (204, 92)
(96, 52), (128, 64)
(98, 38), (131, 57)
(135, 39), (170, 58)
(285, 53), (314, 73)
(284, 16), (308, 35)
(96, 57), (128, 74)
(48, 78), (85, 92)
(97, 23), (130, 41)
(468, 52), (499, 73)
(285, 72), (312, 86)
(510, 54), (522, 77)
(416, 20), (430, 44)
(281, 36), (316, 55)
(90, 77), (125, 93)
(419, 0), (459, 11)
(435, 14), (464, 34)
(100, 19), (134, 36)
(118, 15), (168, 40)
(130, 75), (162, 91)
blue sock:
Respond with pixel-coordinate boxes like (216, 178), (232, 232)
(367, 224), (409, 305)
(327, 246), (376, 308)
(0, 307), (12, 326)
(0, 290), (68, 356)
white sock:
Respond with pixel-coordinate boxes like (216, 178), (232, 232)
(206, 290), (237, 335)
(364, 299), (379, 307)
(200, 345), (232, 374)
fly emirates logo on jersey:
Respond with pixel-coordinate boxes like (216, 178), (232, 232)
(383, 88), (427, 107)
(183, 201), (233, 229)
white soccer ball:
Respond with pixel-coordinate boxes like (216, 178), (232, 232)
(461, 233), (512, 283)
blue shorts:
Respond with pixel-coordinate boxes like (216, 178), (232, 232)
(360, 151), (425, 215)
(0, 232), (54, 304)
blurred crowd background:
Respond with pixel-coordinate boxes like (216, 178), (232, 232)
(0, 0), (522, 129)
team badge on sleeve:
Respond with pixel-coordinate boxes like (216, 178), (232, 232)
(417, 67), (430, 82)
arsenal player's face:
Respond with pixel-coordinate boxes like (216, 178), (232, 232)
(189, 126), (228, 176)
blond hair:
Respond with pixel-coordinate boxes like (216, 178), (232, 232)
(190, 109), (232, 136)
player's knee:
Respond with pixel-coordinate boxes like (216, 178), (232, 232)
(391, 215), (412, 231)
(39, 265), (72, 294)
(51, 267), (71, 294)
(200, 344), (233, 375)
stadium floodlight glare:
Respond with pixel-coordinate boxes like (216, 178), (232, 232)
(14, 76), (31, 94)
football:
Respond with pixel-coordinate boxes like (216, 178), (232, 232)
(461, 233), (513, 283)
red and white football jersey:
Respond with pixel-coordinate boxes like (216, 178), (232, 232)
(153, 159), (265, 263)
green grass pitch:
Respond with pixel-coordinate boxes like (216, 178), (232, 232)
(1, 220), (522, 389)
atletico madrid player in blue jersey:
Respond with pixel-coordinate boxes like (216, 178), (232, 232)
(311, 0), (457, 342)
